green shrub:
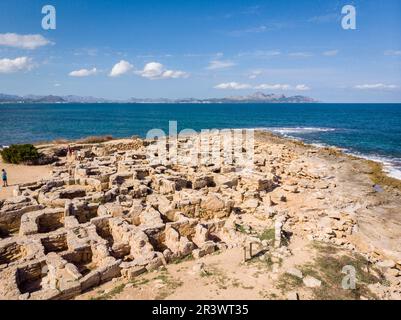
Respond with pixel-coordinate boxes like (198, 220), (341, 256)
(259, 228), (275, 241)
(1, 144), (40, 164)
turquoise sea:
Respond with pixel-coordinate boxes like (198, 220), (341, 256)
(1, 103), (401, 179)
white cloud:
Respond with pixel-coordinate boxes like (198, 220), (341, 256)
(228, 25), (268, 36)
(255, 83), (291, 90)
(248, 70), (263, 79)
(109, 60), (133, 77)
(240, 25), (267, 33)
(295, 84), (311, 91)
(354, 83), (398, 90)
(0, 33), (50, 49)
(214, 82), (252, 90)
(73, 48), (98, 57)
(238, 50), (281, 58)
(241, 5), (261, 15)
(228, 23), (285, 36)
(206, 60), (236, 70)
(69, 67), (97, 77)
(215, 82), (311, 91)
(137, 62), (188, 79)
(323, 50), (339, 56)
(139, 62), (163, 79)
(0, 56), (34, 73)
(308, 13), (339, 24)
(288, 52), (313, 58)
(160, 69), (188, 79)
(183, 52), (224, 58)
(384, 50), (401, 56)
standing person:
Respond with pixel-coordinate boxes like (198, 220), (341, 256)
(67, 145), (73, 161)
(2, 169), (7, 187)
(67, 145), (72, 157)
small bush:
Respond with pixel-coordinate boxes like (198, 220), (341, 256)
(259, 228), (275, 241)
(1, 144), (40, 164)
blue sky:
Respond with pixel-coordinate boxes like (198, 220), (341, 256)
(0, 0), (400, 102)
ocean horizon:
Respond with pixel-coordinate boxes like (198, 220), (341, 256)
(2, 0), (401, 302)
(1, 102), (401, 179)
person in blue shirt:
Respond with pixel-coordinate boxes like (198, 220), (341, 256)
(2, 169), (7, 187)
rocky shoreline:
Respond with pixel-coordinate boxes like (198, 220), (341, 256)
(1, 130), (400, 300)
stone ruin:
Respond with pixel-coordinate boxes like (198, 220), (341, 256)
(2, 132), (399, 300)
(1, 133), (278, 300)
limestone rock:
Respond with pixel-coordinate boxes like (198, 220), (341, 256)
(286, 267), (303, 279)
(303, 276), (322, 288)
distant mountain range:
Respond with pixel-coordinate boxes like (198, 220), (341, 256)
(0, 92), (317, 104)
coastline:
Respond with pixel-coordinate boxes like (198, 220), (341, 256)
(2, 129), (400, 191)
(255, 130), (401, 190)
(257, 128), (401, 183)
(1, 128), (401, 300)
(2, 129), (400, 205)
(21, 128), (401, 185)
(1, 104), (400, 179)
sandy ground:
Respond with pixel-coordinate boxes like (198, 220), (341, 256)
(76, 237), (316, 301)
(77, 234), (376, 301)
(0, 159), (52, 200)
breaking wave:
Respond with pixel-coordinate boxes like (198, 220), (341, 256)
(261, 127), (336, 135)
(348, 152), (401, 181)
(258, 126), (401, 181)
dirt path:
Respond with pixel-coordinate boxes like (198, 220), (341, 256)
(77, 236), (383, 301)
(76, 244), (309, 301)
(0, 159), (52, 200)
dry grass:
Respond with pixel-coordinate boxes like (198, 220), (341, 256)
(247, 252), (277, 271)
(91, 284), (125, 300)
(367, 160), (401, 191)
(278, 242), (382, 300)
(153, 270), (183, 300)
(171, 253), (194, 264)
(309, 253), (380, 300)
(276, 273), (303, 292)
